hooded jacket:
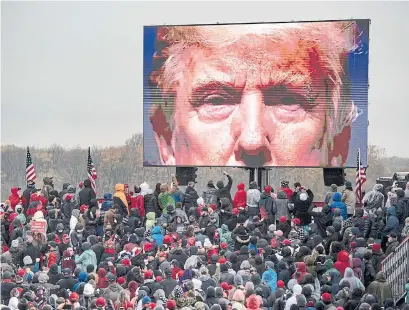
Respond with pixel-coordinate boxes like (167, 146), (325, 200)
(366, 272), (393, 306)
(75, 243), (97, 271)
(330, 193), (348, 220)
(339, 267), (365, 291)
(383, 207), (400, 237)
(363, 184), (384, 211)
(113, 184), (129, 216)
(233, 183), (247, 209)
(335, 251), (350, 277)
(79, 179), (96, 207)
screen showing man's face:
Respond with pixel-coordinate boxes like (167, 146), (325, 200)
(144, 20), (369, 167)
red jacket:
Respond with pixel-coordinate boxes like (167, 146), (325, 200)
(9, 187), (21, 211)
(47, 252), (57, 268)
(233, 183), (247, 209)
(130, 195), (145, 218)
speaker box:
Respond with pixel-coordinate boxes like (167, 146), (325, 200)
(323, 168), (345, 187)
(176, 167), (197, 186)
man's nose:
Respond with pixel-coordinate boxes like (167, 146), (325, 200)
(236, 90), (269, 157)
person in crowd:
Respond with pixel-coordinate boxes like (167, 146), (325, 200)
(79, 179), (96, 207)
(342, 181), (356, 218)
(325, 184), (338, 205)
(1, 173), (408, 310)
(363, 184), (384, 214)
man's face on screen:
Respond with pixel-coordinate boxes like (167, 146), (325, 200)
(164, 26), (341, 166)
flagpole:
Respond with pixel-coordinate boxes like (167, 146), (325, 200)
(358, 148), (362, 207)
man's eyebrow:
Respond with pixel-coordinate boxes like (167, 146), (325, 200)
(191, 79), (236, 91)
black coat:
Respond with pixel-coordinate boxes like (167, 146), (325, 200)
(215, 175), (233, 202)
(79, 180), (96, 206)
(144, 194), (160, 217)
(292, 189), (314, 226)
(160, 278), (178, 297)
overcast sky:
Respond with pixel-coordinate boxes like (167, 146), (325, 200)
(2, 1), (409, 158)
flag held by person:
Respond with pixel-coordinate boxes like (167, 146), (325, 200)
(355, 148), (367, 205)
(26, 147), (36, 182)
(87, 147), (97, 194)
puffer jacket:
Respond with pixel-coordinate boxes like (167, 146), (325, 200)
(363, 184), (384, 212)
(144, 193), (160, 216)
(75, 249), (97, 271)
(220, 224), (235, 251)
(330, 192), (348, 220)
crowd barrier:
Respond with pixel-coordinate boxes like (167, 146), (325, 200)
(380, 235), (409, 304)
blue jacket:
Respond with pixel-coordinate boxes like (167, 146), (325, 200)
(101, 193), (113, 211)
(383, 207), (400, 236)
(330, 192), (348, 220)
(262, 268), (277, 292)
(152, 226), (164, 247)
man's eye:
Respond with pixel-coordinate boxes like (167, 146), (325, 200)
(199, 93), (236, 106)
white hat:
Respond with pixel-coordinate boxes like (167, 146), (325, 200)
(300, 193), (308, 201)
(195, 241), (202, 247)
(23, 255), (33, 266)
(83, 283), (95, 296)
(203, 239), (212, 248)
(11, 239), (19, 248)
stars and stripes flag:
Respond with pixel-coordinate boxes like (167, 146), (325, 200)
(355, 149), (367, 205)
(26, 147), (36, 182)
(87, 147), (97, 193)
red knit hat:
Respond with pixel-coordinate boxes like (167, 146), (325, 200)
(17, 269), (25, 277)
(117, 277), (126, 285)
(166, 300), (177, 310)
(144, 270), (153, 279)
(277, 280), (285, 288)
(209, 204), (217, 211)
(264, 186), (272, 194)
(155, 276), (163, 282)
(95, 297), (106, 307)
(163, 235), (173, 244)
(279, 216), (287, 223)
(65, 194), (73, 202)
(292, 218), (301, 225)
(80, 204), (88, 213)
(220, 282), (230, 290)
(122, 258), (131, 267)
(322, 293), (332, 302)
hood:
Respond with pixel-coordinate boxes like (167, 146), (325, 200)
(63, 250), (72, 258)
(140, 182), (152, 195)
(15, 205), (23, 213)
(49, 264), (59, 274)
(337, 250), (349, 263)
(293, 284), (302, 294)
(115, 184), (125, 192)
(206, 286), (215, 298)
(62, 183), (70, 190)
(72, 209), (80, 218)
(352, 258), (362, 269)
(104, 193), (113, 200)
(251, 273), (261, 285)
(240, 260), (251, 270)
(373, 184), (383, 192)
(98, 268), (107, 277)
(11, 187), (19, 195)
(33, 211), (45, 220)
(297, 262), (306, 273)
(234, 274), (243, 286)
(152, 226), (162, 235)
(386, 207), (396, 217)
(240, 245), (249, 255)
(277, 261), (287, 272)
(344, 268), (354, 278)
(375, 271), (387, 282)
(78, 271), (88, 282)
(146, 212), (156, 221)
(88, 235), (99, 245)
(221, 224), (229, 233)
(215, 287), (224, 298)
(216, 181), (224, 189)
(67, 185), (76, 193)
(83, 179), (91, 188)
(324, 259), (334, 270)
(237, 183), (245, 191)
(332, 192), (342, 202)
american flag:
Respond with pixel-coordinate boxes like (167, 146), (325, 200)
(26, 147), (36, 182)
(87, 147), (97, 193)
(355, 149), (367, 205)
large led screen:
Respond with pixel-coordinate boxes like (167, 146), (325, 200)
(143, 20), (369, 167)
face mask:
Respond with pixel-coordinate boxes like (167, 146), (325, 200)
(58, 230), (63, 233)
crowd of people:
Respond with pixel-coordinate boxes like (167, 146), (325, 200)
(1, 172), (409, 310)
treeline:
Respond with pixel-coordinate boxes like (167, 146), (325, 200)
(1, 135), (407, 201)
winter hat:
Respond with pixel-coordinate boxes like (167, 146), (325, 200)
(326, 227), (336, 234)
(277, 280), (285, 288)
(246, 295), (261, 310)
(3, 271), (13, 280)
(23, 255), (33, 266)
(107, 272), (116, 282)
(351, 227), (359, 236)
(166, 300), (176, 310)
(283, 239), (291, 246)
(203, 239), (212, 248)
(359, 303), (371, 310)
(163, 235), (173, 244)
(117, 277), (126, 285)
(95, 297), (106, 307)
(142, 296), (152, 305)
(11, 239), (19, 248)
(144, 270), (153, 279)
(84, 283), (95, 296)
(292, 218), (301, 225)
(17, 269), (25, 277)
(279, 216), (287, 223)
(322, 293), (332, 303)
(69, 292), (79, 302)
